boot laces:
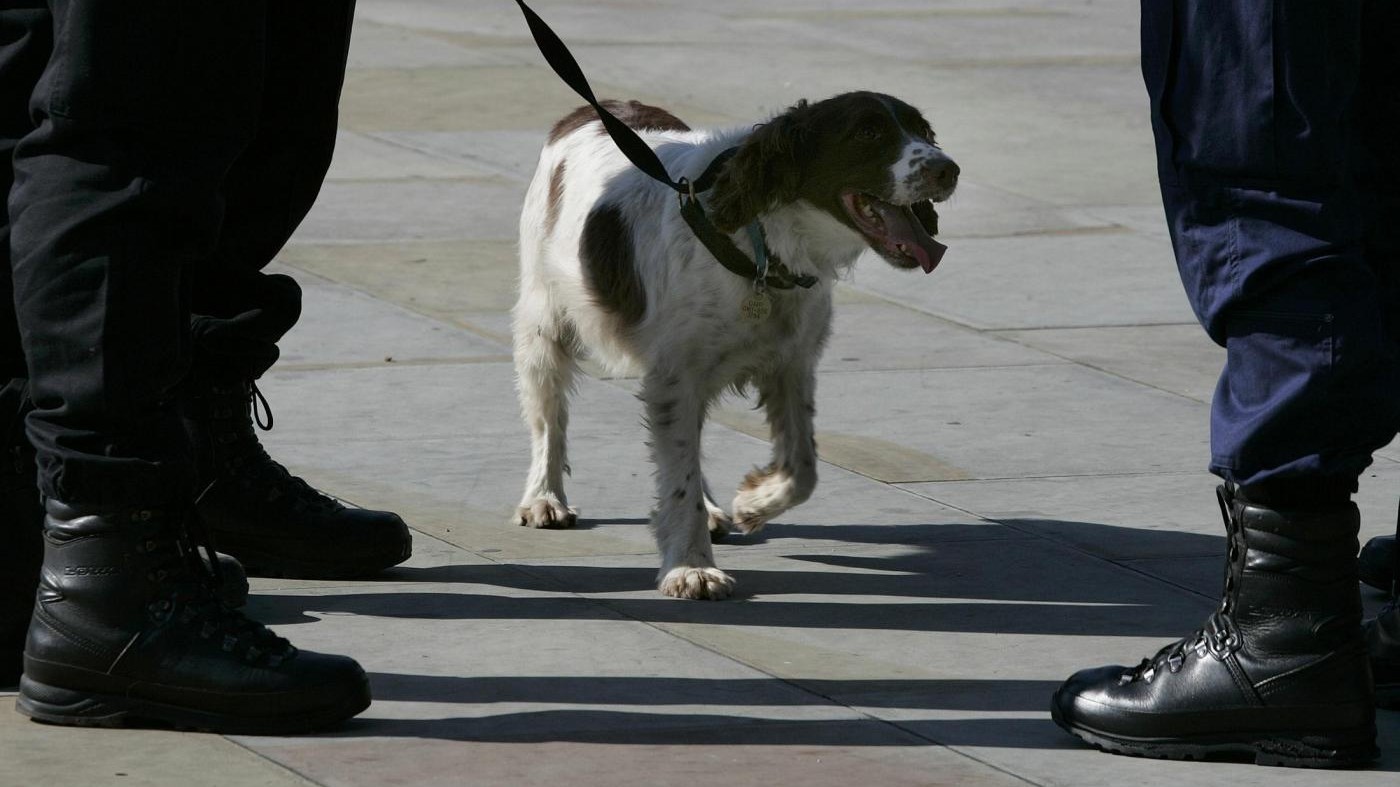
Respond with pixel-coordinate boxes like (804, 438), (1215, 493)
(226, 382), (343, 515)
(1122, 486), (1244, 685)
(145, 503), (295, 666)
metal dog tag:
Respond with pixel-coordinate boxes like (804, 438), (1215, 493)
(740, 290), (772, 322)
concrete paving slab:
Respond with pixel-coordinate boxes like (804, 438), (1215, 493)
(920, 180), (1118, 240)
(365, 130), (553, 183)
(296, 180), (524, 243)
(994, 323), (1223, 403)
(325, 131), (499, 182)
(0, 709), (316, 787)
(236, 735), (1026, 787)
(904, 462), (1400, 563)
(793, 365), (1208, 481)
(847, 230), (1195, 331)
(347, 18), (520, 69)
(274, 268), (507, 368)
(340, 65), (721, 136)
(275, 239), (520, 331)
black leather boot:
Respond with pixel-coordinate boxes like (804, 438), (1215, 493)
(4, 426), (244, 687)
(1052, 485), (1377, 768)
(181, 369), (411, 578)
(17, 500), (369, 733)
(1358, 534), (1394, 592)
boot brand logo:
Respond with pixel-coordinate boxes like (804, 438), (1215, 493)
(64, 565), (122, 576)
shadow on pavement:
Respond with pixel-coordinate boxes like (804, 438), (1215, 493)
(247, 518), (1222, 638)
(365, 672), (1061, 711)
(321, 711), (1075, 750)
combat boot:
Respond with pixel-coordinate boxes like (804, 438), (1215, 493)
(17, 500), (369, 733)
(180, 367), (411, 578)
(1052, 484), (1377, 768)
(4, 424), (244, 687)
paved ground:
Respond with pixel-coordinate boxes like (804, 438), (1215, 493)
(5, 1), (1399, 785)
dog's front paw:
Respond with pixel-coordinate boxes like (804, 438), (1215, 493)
(514, 498), (578, 529)
(658, 566), (735, 600)
(732, 466), (809, 535)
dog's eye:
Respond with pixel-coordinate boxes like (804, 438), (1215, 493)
(854, 126), (882, 142)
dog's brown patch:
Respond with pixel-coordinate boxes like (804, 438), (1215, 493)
(545, 159), (566, 237)
(548, 100), (690, 144)
(580, 204), (645, 326)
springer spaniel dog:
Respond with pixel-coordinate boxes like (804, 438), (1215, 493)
(512, 91), (958, 599)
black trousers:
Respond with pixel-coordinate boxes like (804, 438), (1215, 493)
(0, 0), (355, 506)
(1140, 0), (1400, 489)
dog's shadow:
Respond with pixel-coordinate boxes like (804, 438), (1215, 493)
(247, 518), (1232, 639)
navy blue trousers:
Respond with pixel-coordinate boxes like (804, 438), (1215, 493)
(1142, 0), (1400, 491)
(0, 1), (353, 505)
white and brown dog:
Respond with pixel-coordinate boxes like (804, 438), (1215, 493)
(511, 92), (958, 599)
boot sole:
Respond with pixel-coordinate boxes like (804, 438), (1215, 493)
(218, 539), (412, 580)
(1051, 706), (1378, 768)
(15, 674), (371, 735)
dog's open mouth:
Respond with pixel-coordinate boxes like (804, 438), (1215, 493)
(841, 192), (946, 274)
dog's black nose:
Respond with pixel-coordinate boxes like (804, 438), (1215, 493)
(923, 158), (960, 190)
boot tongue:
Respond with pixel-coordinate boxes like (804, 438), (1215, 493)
(872, 201), (946, 273)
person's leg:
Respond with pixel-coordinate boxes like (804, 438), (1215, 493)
(179, 0), (411, 579)
(1053, 0), (1393, 767)
(1355, 0), (1400, 710)
(10, 0), (366, 732)
(0, 0), (49, 687)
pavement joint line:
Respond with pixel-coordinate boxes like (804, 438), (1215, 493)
(219, 738), (326, 787)
(940, 224), (1132, 240)
(983, 334), (1213, 406)
(324, 175), (516, 185)
(746, 8), (1073, 20)
(811, 361), (1072, 377)
(488, 554), (1051, 784)
(294, 522), (1049, 779)
(364, 131), (536, 183)
(986, 321), (1203, 332)
(905, 54), (1141, 70)
(892, 469), (1209, 485)
(272, 356), (514, 373)
(271, 257), (515, 346)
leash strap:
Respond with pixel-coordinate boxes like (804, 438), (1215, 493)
(513, 0), (816, 291)
(513, 0), (685, 194)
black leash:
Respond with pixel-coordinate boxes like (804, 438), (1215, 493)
(512, 0), (817, 292)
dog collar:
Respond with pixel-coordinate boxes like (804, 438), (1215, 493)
(673, 148), (816, 291)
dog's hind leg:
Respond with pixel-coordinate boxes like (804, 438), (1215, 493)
(644, 368), (735, 599)
(732, 360), (819, 534)
(511, 290), (579, 528)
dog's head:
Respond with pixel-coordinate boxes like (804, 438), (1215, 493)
(708, 91), (957, 273)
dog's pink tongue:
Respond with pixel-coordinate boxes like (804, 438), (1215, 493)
(874, 202), (947, 273)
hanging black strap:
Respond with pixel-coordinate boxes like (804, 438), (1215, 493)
(513, 0), (687, 195)
(513, 0), (816, 291)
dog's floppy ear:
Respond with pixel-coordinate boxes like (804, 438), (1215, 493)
(707, 100), (809, 233)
